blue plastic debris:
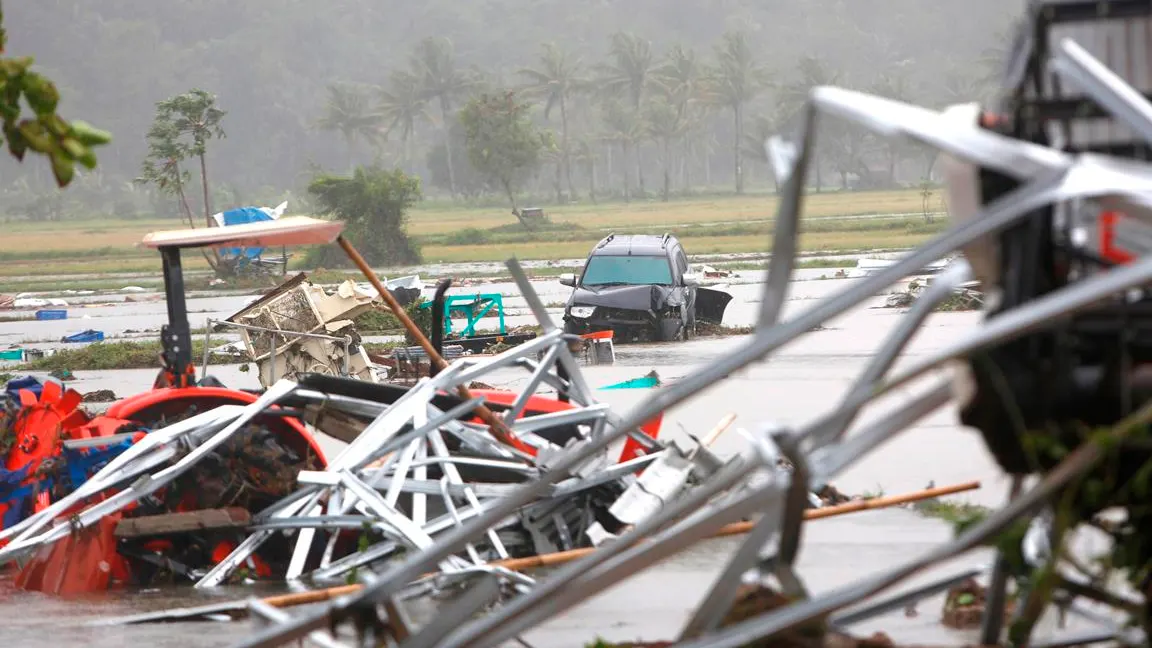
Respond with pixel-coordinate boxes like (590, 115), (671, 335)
(62, 330), (104, 344)
(5, 375), (42, 401)
(35, 309), (67, 321)
(599, 371), (661, 390)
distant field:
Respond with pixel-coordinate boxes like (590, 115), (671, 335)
(0, 189), (942, 285)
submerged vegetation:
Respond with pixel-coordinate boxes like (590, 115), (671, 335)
(17, 340), (242, 372)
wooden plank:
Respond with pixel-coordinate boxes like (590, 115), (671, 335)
(114, 507), (251, 538)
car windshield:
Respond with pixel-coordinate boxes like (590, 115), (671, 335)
(581, 254), (673, 287)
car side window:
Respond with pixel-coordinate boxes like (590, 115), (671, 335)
(675, 248), (688, 276)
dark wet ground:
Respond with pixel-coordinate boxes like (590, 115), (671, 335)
(0, 271), (1088, 646)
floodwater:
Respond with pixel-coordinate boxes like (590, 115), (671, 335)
(0, 269), (1092, 646)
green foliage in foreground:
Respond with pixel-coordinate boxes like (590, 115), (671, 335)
(1, 2), (111, 185)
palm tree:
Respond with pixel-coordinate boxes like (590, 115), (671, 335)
(655, 45), (707, 192)
(601, 99), (643, 201)
(741, 110), (785, 192)
(571, 138), (599, 203)
(377, 70), (432, 172)
(655, 45), (705, 120)
(409, 36), (476, 198)
(316, 82), (384, 169)
(596, 32), (656, 112)
(519, 42), (586, 200)
(869, 72), (916, 186)
(597, 32), (657, 195)
(706, 31), (772, 195)
(646, 98), (685, 201)
(780, 56), (840, 191)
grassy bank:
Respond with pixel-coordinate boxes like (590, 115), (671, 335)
(18, 340), (242, 372)
(0, 190), (940, 281)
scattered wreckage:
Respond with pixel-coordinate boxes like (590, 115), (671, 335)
(0, 215), (678, 598)
(12, 5), (1152, 645)
(560, 233), (733, 342)
(165, 6), (1152, 647)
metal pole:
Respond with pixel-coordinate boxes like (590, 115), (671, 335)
(342, 336), (351, 377)
(430, 278), (452, 377)
(336, 236), (523, 450)
(201, 318), (213, 382)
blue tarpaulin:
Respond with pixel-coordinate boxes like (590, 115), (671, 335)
(217, 207), (275, 259)
(5, 375), (41, 401)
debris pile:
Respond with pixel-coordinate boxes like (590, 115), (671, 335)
(221, 273), (382, 386)
(885, 278), (983, 311)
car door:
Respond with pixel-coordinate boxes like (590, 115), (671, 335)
(673, 245), (694, 318)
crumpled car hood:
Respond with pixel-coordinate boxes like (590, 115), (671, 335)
(571, 284), (680, 311)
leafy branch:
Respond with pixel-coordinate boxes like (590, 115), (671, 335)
(0, 1), (110, 186)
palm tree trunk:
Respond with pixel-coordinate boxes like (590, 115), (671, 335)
(733, 103), (744, 195)
(621, 141), (632, 202)
(588, 158), (597, 204)
(560, 96), (575, 200)
(681, 136), (691, 191)
(344, 131), (357, 171)
(403, 133), (412, 173)
(704, 139), (713, 188)
(440, 96), (458, 198)
(553, 160), (563, 204)
(662, 137), (671, 202)
(635, 143), (646, 196)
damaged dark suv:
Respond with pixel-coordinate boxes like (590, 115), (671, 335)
(559, 233), (732, 342)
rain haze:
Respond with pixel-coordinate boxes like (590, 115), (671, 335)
(0, 1), (1088, 648)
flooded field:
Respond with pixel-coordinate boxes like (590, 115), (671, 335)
(0, 267), (1063, 647)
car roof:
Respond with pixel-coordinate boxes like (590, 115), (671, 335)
(592, 233), (678, 256)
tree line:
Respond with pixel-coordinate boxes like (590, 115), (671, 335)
(317, 30), (1010, 206)
(1, 0), (1020, 224)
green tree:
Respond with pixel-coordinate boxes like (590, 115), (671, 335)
(410, 36), (476, 198)
(596, 32), (656, 194)
(600, 99), (643, 201)
(136, 116), (220, 272)
(377, 70), (431, 171)
(596, 32), (655, 112)
(426, 118), (488, 199)
(869, 71), (917, 187)
(137, 118), (195, 228)
(0, 3), (110, 187)
(707, 31), (771, 195)
(316, 82), (384, 169)
(153, 89), (226, 227)
(459, 91), (543, 227)
(519, 42), (585, 200)
(645, 98), (684, 201)
(780, 56), (840, 192)
(741, 110), (785, 192)
(307, 165), (422, 267)
(571, 138), (598, 203)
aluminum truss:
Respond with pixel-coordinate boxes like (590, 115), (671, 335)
(237, 20), (1152, 648)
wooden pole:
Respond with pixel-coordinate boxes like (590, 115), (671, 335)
(486, 480), (980, 572)
(336, 236), (525, 451)
(257, 480), (981, 609)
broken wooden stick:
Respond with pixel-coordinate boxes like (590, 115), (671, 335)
(250, 480), (981, 611)
(701, 412), (737, 448)
(487, 480), (981, 572)
(337, 236), (525, 451)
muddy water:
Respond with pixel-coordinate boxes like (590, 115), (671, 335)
(0, 271), (1083, 647)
